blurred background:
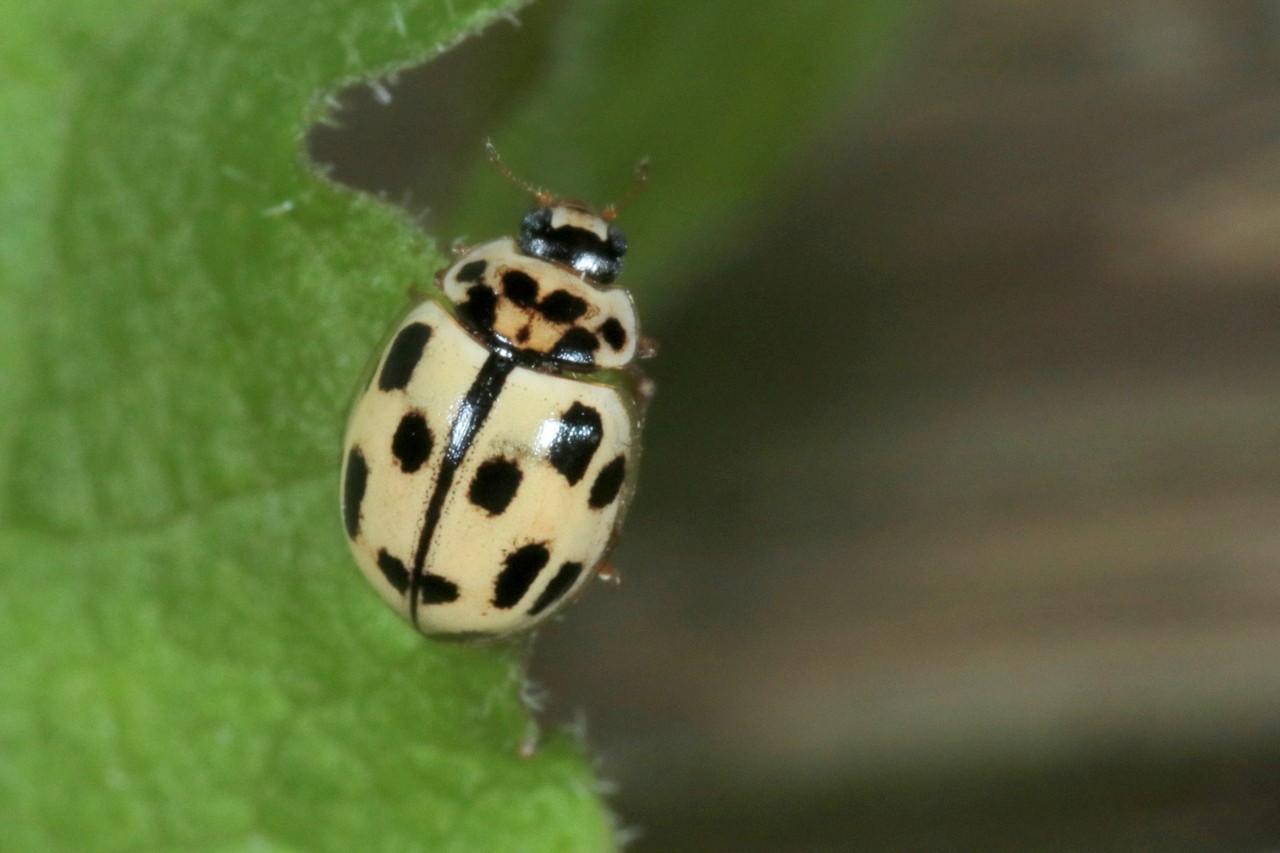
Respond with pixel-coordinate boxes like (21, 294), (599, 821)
(311, 1), (1280, 849)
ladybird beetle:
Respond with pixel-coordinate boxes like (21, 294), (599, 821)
(340, 146), (652, 643)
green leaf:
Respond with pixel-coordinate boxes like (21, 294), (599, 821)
(0, 0), (913, 849)
(0, 1), (612, 850)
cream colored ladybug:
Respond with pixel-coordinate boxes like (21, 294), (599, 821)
(340, 149), (651, 643)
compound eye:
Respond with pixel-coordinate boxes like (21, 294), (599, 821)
(606, 226), (628, 257)
(521, 207), (552, 234)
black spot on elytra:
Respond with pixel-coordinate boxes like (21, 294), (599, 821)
(391, 411), (432, 473)
(548, 402), (603, 485)
(551, 327), (599, 368)
(493, 543), (551, 609)
(378, 323), (432, 391)
(376, 549), (410, 594)
(385, 550), (460, 605)
(456, 259), (487, 283)
(468, 457), (523, 515)
(588, 455), (627, 509)
(342, 446), (368, 538)
(420, 573), (460, 604)
(599, 317), (627, 351)
(460, 284), (497, 331)
(502, 270), (539, 307)
(528, 561), (584, 616)
(539, 290), (589, 323)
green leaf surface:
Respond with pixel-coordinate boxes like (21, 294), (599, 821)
(1, 1), (611, 850)
(0, 0), (913, 849)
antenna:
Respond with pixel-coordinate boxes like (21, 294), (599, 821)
(485, 140), (554, 207)
(601, 156), (651, 222)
